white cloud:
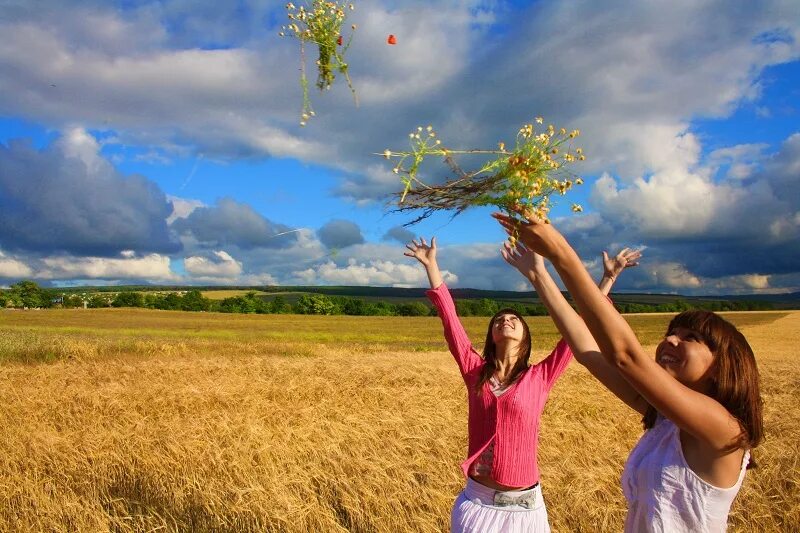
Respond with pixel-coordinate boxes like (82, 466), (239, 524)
(37, 253), (178, 280)
(293, 258), (458, 287)
(647, 262), (702, 289)
(167, 195), (205, 224)
(0, 251), (33, 278)
(184, 250), (243, 277)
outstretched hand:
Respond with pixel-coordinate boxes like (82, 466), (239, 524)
(404, 237), (437, 267)
(603, 248), (642, 280)
(501, 241), (545, 280)
(492, 209), (568, 261)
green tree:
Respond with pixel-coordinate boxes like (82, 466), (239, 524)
(397, 301), (431, 316)
(112, 292), (144, 308)
(10, 280), (47, 308)
(181, 290), (211, 312)
(295, 294), (336, 315)
(269, 295), (291, 314)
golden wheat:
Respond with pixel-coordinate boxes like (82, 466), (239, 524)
(0, 309), (796, 531)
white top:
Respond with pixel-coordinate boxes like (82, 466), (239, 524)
(621, 415), (749, 533)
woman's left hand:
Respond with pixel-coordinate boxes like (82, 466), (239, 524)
(603, 248), (642, 279)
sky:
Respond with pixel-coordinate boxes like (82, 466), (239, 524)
(0, 0), (798, 294)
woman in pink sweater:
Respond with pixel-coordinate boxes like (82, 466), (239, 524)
(405, 237), (639, 533)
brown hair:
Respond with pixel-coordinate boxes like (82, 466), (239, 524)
(643, 310), (764, 467)
(476, 308), (532, 393)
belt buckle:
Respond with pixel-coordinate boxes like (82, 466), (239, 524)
(493, 491), (536, 509)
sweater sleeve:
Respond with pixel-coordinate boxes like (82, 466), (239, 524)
(538, 338), (573, 390)
(426, 283), (483, 377)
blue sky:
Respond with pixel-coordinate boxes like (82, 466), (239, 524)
(0, 0), (798, 294)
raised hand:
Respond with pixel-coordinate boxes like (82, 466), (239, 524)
(404, 237), (437, 267)
(603, 248), (642, 280)
(492, 210), (569, 261)
(501, 241), (545, 281)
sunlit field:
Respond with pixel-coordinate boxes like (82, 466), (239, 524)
(0, 309), (797, 531)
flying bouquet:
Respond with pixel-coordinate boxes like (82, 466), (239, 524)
(280, 1), (358, 125)
(382, 118), (586, 235)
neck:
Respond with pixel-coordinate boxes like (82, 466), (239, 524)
(494, 342), (521, 379)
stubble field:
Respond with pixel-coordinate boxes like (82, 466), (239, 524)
(0, 308), (797, 532)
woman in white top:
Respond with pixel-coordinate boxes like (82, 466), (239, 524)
(495, 212), (764, 533)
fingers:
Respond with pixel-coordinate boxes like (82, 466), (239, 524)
(602, 250), (610, 263)
(430, 236), (437, 249)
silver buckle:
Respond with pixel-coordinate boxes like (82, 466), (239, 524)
(493, 491), (537, 509)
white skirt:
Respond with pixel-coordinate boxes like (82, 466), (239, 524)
(451, 478), (551, 533)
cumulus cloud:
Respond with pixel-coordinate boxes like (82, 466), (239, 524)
(171, 198), (298, 249)
(0, 251), (33, 278)
(0, 129), (179, 256)
(293, 258), (458, 287)
(36, 253), (178, 281)
(167, 195), (205, 224)
(184, 250), (243, 277)
(317, 219), (365, 249)
(0, 1), (798, 292)
(382, 225), (416, 244)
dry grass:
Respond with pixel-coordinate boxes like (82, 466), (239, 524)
(0, 309), (797, 531)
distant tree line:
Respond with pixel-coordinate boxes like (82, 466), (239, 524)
(0, 280), (776, 316)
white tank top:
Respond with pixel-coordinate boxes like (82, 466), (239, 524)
(621, 415), (749, 533)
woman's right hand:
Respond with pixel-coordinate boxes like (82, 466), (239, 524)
(404, 237), (437, 268)
(501, 241), (545, 281)
(492, 210), (569, 262)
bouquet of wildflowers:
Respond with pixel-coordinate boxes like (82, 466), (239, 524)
(280, 1), (358, 125)
(382, 118), (586, 230)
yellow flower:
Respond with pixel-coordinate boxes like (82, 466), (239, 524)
(575, 177), (584, 185)
(383, 149), (392, 159)
(571, 204), (583, 212)
(498, 142), (505, 151)
(535, 117), (543, 124)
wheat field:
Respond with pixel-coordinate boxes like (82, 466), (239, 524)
(0, 309), (797, 532)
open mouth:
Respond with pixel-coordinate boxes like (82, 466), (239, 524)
(658, 353), (680, 366)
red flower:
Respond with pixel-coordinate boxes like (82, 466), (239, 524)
(337, 35), (343, 46)
(387, 34), (397, 45)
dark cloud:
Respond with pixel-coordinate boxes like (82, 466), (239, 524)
(382, 225), (415, 244)
(317, 219), (365, 249)
(171, 197), (298, 249)
(0, 134), (179, 256)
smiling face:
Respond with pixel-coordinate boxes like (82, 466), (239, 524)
(491, 312), (526, 344)
(656, 326), (716, 392)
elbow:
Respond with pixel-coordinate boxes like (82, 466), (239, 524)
(609, 349), (637, 371)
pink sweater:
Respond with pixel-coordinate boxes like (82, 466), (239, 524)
(427, 283), (573, 488)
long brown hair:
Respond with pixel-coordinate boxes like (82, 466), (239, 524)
(476, 308), (532, 393)
(643, 310), (764, 467)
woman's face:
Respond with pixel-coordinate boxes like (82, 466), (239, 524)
(491, 313), (526, 344)
(656, 326), (715, 391)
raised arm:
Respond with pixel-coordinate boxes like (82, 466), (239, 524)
(405, 237), (481, 377)
(599, 248), (641, 296)
(503, 242), (647, 413)
(494, 212), (742, 450)
(404, 237), (442, 289)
